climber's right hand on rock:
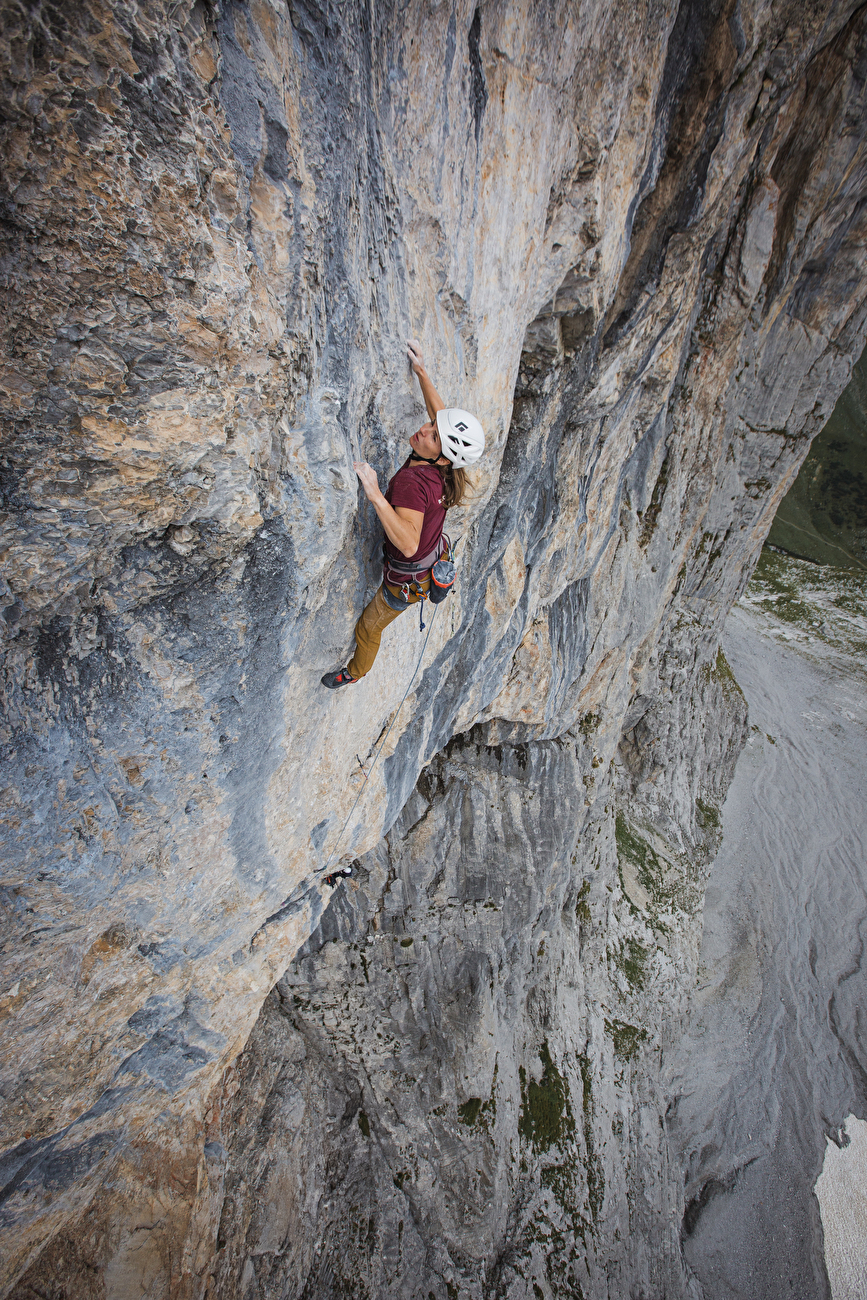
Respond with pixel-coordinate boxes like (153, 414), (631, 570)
(354, 461), (381, 502)
(406, 339), (425, 374)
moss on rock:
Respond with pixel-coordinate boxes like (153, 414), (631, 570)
(519, 1041), (576, 1152)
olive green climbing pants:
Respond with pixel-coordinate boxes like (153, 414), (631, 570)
(347, 579), (429, 679)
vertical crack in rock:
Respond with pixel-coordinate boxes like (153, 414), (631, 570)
(468, 6), (488, 145)
(604, 0), (740, 344)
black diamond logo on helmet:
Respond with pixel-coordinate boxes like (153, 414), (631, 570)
(455, 421), (468, 432)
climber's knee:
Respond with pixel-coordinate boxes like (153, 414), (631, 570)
(347, 587), (403, 678)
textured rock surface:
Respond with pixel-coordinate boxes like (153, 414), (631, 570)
(669, 568), (867, 1299)
(767, 344), (867, 569)
(816, 1115), (867, 1300)
(2, 0), (867, 1293)
(176, 650), (747, 1300)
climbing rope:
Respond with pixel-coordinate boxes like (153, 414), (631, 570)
(249, 538), (463, 947)
(319, 601), (439, 882)
(249, 609), (437, 947)
(320, 531), (464, 883)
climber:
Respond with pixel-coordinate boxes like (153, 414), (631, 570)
(321, 340), (485, 689)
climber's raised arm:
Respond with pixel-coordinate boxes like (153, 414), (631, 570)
(407, 340), (445, 421)
(321, 340), (485, 702)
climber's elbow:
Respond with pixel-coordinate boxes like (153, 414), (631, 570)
(397, 526), (422, 557)
(389, 507), (423, 557)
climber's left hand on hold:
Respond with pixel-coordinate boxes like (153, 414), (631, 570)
(354, 461), (381, 502)
(354, 461), (422, 556)
(407, 339), (425, 374)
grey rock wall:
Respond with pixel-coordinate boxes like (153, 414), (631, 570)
(670, 577), (867, 1299)
(767, 344), (867, 569)
(2, 0), (867, 1293)
(178, 643), (747, 1300)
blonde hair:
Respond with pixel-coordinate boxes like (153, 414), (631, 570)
(438, 463), (471, 509)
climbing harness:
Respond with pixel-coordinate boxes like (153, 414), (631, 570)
(382, 536), (442, 588)
(382, 533), (456, 630)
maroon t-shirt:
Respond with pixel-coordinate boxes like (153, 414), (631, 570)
(384, 460), (446, 565)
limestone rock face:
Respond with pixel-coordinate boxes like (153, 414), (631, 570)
(767, 344), (867, 568)
(191, 649), (748, 1300)
(1, 0), (867, 1294)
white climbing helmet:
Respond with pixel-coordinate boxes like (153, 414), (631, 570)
(436, 408), (485, 468)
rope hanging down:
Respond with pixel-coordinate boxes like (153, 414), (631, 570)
(319, 601), (438, 881)
(249, 607), (438, 946)
(249, 537), (463, 949)
(320, 531), (463, 882)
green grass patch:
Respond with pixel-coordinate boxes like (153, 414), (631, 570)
(766, 347), (867, 570)
(610, 936), (648, 991)
(639, 450), (670, 547)
(605, 1018), (647, 1062)
(519, 1041), (575, 1153)
(745, 548), (867, 661)
(457, 1063), (498, 1130)
(457, 1097), (482, 1126)
(615, 812), (699, 917)
(695, 797), (721, 832)
(576, 1054), (604, 1222)
(701, 646), (745, 701)
(615, 814), (666, 903)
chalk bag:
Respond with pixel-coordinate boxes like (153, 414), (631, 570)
(429, 557), (455, 605)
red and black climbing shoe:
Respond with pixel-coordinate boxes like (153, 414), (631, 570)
(321, 667), (358, 689)
(324, 865), (353, 888)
